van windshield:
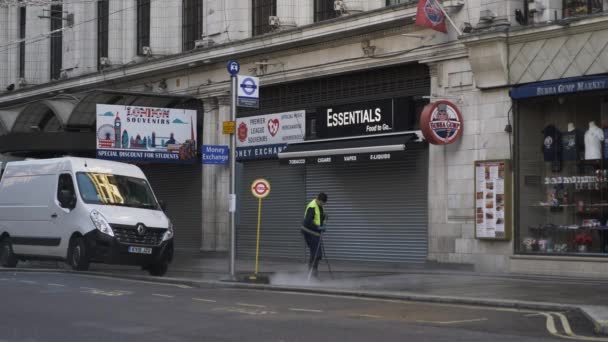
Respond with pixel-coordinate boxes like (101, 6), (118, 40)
(76, 172), (160, 210)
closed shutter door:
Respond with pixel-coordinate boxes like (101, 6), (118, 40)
(305, 146), (428, 263)
(237, 160), (305, 259)
(140, 164), (202, 251)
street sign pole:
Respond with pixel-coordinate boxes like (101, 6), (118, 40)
(229, 74), (237, 279)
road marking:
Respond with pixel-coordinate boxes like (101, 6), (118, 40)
(47, 283), (65, 287)
(214, 307), (277, 316)
(0, 278), (9, 281)
(555, 312), (575, 336)
(540, 312), (608, 341)
(350, 314), (383, 319)
(288, 308), (323, 313)
(176, 284), (192, 289)
(236, 303), (266, 308)
(80, 287), (99, 290)
(81, 289), (130, 297)
(18, 280), (37, 285)
(152, 293), (174, 298)
(193, 298), (217, 303)
(415, 318), (488, 325)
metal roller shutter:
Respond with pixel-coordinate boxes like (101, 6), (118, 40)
(305, 146), (428, 263)
(237, 160), (305, 259)
(140, 164), (202, 251)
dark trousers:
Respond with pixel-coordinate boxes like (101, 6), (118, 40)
(302, 231), (323, 271)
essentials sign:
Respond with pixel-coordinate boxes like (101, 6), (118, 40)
(317, 99), (394, 138)
(236, 110), (305, 160)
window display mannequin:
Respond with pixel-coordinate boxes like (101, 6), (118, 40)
(562, 122), (584, 161)
(584, 121), (604, 160)
(542, 124), (562, 161)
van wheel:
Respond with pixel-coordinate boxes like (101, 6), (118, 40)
(70, 238), (89, 271)
(0, 239), (18, 268)
(148, 262), (168, 277)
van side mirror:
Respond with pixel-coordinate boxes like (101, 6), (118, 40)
(159, 200), (167, 211)
(59, 190), (76, 209)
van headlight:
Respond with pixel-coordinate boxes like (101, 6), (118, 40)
(162, 221), (174, 242)
(90, 210), (114, 237)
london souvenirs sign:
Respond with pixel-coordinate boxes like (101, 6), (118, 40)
(236, 110), (305, 160)
(420, 100), (463, 145)
(96, 104), (197, 163)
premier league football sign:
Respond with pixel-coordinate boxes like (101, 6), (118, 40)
(96, 104), (197, 163)
(420, 100), (463, 145)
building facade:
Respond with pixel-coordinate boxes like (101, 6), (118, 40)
(1, 0), (608, 277)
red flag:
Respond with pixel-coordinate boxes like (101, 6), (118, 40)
(415, 0), (447, 33)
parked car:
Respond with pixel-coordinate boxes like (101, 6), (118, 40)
(0, 157), (173, 276)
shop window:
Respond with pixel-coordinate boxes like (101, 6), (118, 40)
(182, 0), (203, 51)
(314, 0), (338, 22)
(516, 93), (608, 256)
(252, 0), (276, 36)
(136, 0), (151, 56)
(19, 6), (25, 79)
(563, 0), (603, 18)
(97, 0), (109, 70)
(50, 3), (63, 80)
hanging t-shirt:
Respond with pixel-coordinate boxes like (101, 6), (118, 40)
(542, 125), (562, 161)
(584, 126), (604, 160)
(562, 129), (584, 161)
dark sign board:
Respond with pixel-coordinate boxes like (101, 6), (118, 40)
(316, 99), (395, 139)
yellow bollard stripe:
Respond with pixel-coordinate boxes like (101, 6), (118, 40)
(254, 197), (262, 275)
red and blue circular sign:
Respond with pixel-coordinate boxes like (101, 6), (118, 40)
(240, 77), (258, 96)
(251, 179), (271, 199)
(420, 100), (463, 145)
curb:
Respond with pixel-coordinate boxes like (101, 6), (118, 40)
(3, 268), (606, 335)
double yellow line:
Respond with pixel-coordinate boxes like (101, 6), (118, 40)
(535, 312), (608, 341)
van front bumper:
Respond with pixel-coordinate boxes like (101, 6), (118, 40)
(84, 230), (173, 266)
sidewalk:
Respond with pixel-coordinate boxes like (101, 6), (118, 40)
(16, 251), (608, 335)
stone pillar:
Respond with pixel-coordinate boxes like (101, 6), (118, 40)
(294, 0), (313, 26)
(205, 0), (250, 44)
(63, 0), (97, 77)
(150, 0), (181, 55)
(109, 0), (137, 65)
(343, 0), (365, 13)
(277, 0), (297, 29)
(200, 95), (231, 252)
(0, 6), (10, 89)
(201, 98), (219, 251)
(215, 96), (232, 251)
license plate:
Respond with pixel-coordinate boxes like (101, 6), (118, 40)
(128, 246), (152, 254)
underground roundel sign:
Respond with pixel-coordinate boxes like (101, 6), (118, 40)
(420, 100), (463, 145)
(251, 179), (271, 199)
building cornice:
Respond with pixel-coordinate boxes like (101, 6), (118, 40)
(0, 4), (420, 107)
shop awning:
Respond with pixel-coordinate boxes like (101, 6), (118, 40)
(277, 132), (420, 165)
(510, 74), (608, 99)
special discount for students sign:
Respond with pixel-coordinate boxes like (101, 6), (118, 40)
(96, 104), (197, 163)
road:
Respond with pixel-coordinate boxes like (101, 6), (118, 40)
(0, 272), (598, 342)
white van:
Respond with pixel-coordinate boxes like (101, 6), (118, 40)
(0, 157), (174, 276)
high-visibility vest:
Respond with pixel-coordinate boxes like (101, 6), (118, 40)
(304, 199), (322, 227)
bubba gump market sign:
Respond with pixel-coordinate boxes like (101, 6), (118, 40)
(420, 100), (463, 145)
(236, 110), (305, 160)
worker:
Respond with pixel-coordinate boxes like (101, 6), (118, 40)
(301, 192), (328, 278)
